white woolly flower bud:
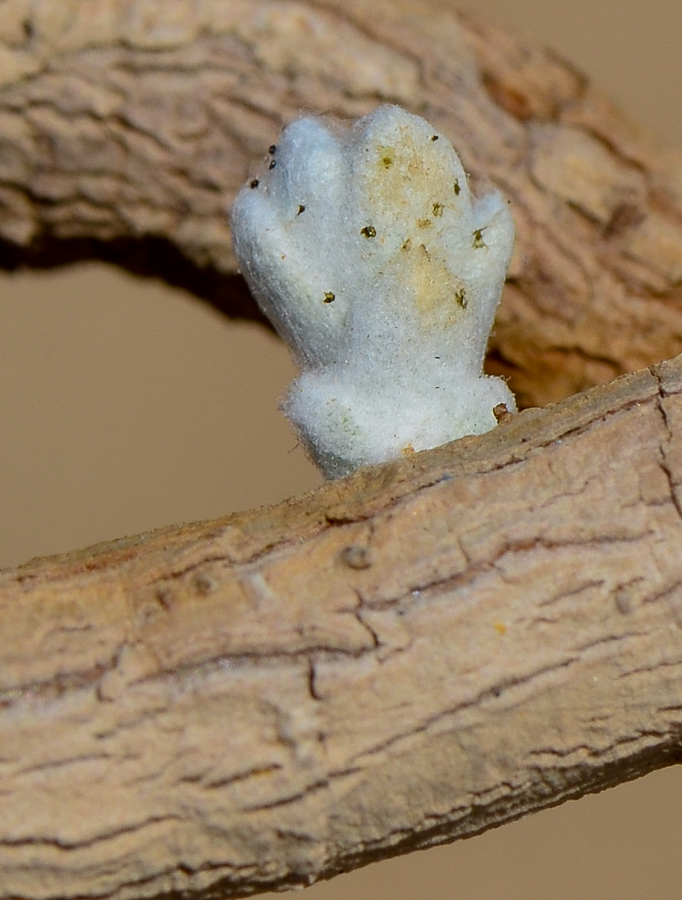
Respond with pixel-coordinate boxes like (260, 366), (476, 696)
(231, 104), (515, 479)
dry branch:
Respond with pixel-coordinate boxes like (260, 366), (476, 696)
(1, 0), (682, 406)
(3, 1), (682, 899)
(3, 359), (682, 900)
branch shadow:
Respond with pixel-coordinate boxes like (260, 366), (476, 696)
(0, 234), (274, 332)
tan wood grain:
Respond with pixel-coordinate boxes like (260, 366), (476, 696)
(0, 0), (681, 406)
(2, 2), (682, 899)
(3, 357), (682, 900)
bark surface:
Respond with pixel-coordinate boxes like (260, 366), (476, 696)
(0, 0), (682, 405)
(3, 359), (682, 900)
(2, 2), (682, 900)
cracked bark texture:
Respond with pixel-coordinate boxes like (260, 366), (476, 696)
(3, 1), (682, 899)
(4, 358), (682, 900)
(1, 0), (682, 406)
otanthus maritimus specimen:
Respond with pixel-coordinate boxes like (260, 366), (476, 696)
(231, 104), (516, 479)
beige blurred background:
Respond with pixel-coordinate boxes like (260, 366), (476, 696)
(1, 0), (681, 897)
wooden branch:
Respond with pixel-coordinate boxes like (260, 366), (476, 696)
(3, 2), (682, 899)
(3, 357), (682, 900)
(1, 0), (682, 407)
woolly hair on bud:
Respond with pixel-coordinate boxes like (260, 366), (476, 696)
(231, 104), (516, 479)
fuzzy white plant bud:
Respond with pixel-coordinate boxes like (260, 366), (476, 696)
(231, 104), (515, 479)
